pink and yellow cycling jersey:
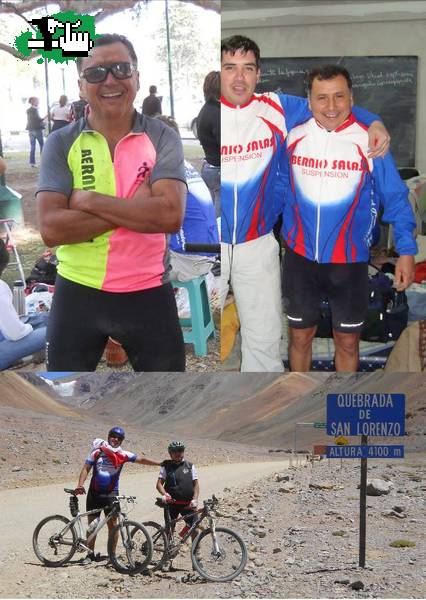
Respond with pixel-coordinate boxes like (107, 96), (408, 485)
(37, 112), (186, 292)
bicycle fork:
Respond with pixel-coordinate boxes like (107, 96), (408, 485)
(119, 520), (137, 569)
(208, 517), (221, 556)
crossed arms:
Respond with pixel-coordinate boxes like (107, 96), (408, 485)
(38, 178), (186, 248)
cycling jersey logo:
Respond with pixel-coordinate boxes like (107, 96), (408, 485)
(221, 144), (243, 155)
(136, 162), (151, 183)
(80, 149), (96, 190)
(291, 154), (368, 172)
(221, 135), (274, 156)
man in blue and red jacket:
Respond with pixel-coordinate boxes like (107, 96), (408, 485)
(220, 35), (392, 372)
(281, 64), (417, 372)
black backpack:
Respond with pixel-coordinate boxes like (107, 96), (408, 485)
(164, 460), (195, 501)
(26, 253), (58, 286)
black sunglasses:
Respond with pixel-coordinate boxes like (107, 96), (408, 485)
(81, 62), (137, 84)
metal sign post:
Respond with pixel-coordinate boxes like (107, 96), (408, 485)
(294, 422), (318, 466)
(326, 393), (405, 568)
(359, 434), (368, 568)
(0, 131), (5, 186)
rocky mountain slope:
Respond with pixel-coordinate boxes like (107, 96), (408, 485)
(13, 371), (426, 451)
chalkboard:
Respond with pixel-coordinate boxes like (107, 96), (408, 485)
(257, 56), (418, 167)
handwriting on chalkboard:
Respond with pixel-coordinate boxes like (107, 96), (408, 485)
(262, 67), (414, 89)
(352, 70), (415, 89)
(263, 66), (306, 78)
(257, 56), (418, 167)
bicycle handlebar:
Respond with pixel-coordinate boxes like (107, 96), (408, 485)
(156, 496), (191, 506)
(115, 495), (136, 502)
(204, 494), (219, 507)
(156, 495), (219, 507)
(64, 488), (136, 503)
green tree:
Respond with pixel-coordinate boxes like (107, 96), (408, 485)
(154, 1), (219, 108)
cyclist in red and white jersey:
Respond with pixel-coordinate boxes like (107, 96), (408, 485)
(75, 427), (162, 564)
(280, 65), (417, 371)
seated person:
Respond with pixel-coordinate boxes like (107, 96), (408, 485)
(156, 116), (219, 281)
(170, 161), (219, 281)
(0, 239), (48, 370)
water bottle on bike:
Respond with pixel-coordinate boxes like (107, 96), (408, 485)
(86, 516), (100, 536)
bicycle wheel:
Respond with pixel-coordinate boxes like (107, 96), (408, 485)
(108, 520), (153, 574)
(33, 514), (78, 567)
(191, 526), (247, 582)
(142, 521), (168, 572)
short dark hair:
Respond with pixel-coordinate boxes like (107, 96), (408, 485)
(76, 34), (138, 74)
(221, 35), (260, 69)
(306, 64), (352, 94)
(203, 71), (220, 102)
(149, 85), (157, 94)
(0, 238), (10, 276)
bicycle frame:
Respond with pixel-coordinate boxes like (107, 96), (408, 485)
(58, 500), (128, 553)
(77, 506), (124, 550)
(163, 503), (214, 551)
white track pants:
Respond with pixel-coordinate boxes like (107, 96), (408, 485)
(221, 233), (284, 372)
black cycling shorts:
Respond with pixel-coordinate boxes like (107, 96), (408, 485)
(283, 247), (369, 333)
(167, 504), (197, 528)
(46, 275), (185, 371)
(86, 488), (118, 516)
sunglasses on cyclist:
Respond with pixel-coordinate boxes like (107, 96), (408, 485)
(81, 62), (137, 84)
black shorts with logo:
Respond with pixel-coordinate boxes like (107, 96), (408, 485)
(283, 247), (369, 333)
(86, 488), (118, 516)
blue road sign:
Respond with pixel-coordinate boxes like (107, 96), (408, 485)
(326, 445), (404, 459)
(326, 393), (405, 437)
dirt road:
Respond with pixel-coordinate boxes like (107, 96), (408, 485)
(0, 460), (287, 598)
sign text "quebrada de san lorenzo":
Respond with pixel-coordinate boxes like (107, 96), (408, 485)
(327, 393), (405, 437)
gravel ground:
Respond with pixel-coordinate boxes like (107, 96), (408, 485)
(1, 451), (424, 598)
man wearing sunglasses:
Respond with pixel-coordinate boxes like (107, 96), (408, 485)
(37, 34), (187, 371)
(74, 427), (162, 565)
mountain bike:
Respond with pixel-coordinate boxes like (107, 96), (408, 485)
(32, 488), (153, 574)
(143, 495), (247, 582)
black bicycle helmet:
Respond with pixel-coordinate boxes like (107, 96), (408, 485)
(168, 440), (185, 451)
(108, 426), (125, 440)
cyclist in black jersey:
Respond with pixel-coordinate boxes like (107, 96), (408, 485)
(156, 441), (199, 542)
